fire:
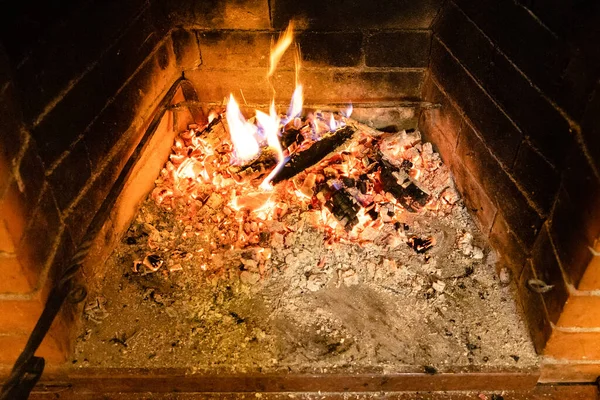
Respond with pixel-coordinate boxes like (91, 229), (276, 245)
(257, 101), (286, 190)
(226, 94), (260, 165)
(286, 84), (304, 123)
(268, 21), (295, 79)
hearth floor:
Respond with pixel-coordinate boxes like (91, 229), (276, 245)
(72, 201), (537, 374)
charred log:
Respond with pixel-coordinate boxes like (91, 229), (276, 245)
(272, 126), (355, 183)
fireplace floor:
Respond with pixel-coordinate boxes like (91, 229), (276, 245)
(71, 137), (537, 375)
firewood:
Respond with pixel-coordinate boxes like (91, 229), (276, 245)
(272, 126), (355, 183)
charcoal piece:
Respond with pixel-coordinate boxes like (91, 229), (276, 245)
(357, 180), (367, 194)
(323, 186), (361, 230)
(280, 128), (304, 148)
(407, 236), (435, 253)
(342, 177), (356, 188)
(272, 126), (355, 183)
(400, 159), (413, 171)
(379, 159), (430, 212)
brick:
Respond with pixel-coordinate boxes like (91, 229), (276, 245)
(420, 76), (464, 147)
(271, 0), (444, 30)
(30, 5), (163, 168)
(365, 31), (430, 68)
(16, 184), (62, 288)
(457, 123), (542, 247)
(557, 296), (600, 328)
(0, 83), (25, 163)
(197, 31), (278, 70)
(0, 147), (10, 198)
(530, 224), (568, 324)
(187, 69), (425, 105)
(351, 107), (417, 132)
(545, 330), (600, 360)
(450, 159), (497, 235)
(419, 114), (458, 167)
(579, 244), (600, 291)
(299, 32), (363, 67)
(84, 38), (180, 169)
(430, 37), (522, 167)
(0, 219), (15, 252)
(517, 260), (552, 354)
(540, 362), (600, 383)
(561, 146), (600, 244)
(111, 111), (178, 237)
(0, 297), (44, 333)
(0, 181), (33, 247)
(171, 28), (201, 70)
(44, 228), (76, 298)
(512, 142), (560, 216)
(158, 0), (270, 29)
(453, 0), (594, 120)
(16, 139), (46, 208)
(0, 254), (34, 293)
(433, 3), (495, 83)
(489, 212), (528, 276)
(549, 187), (593, 287)
(581, 82), (600, 180)
(434, 2), (572, 166)
(0, 332), (66, 364)
(46, 139), (91, 212)
(14, 0), (148, 123)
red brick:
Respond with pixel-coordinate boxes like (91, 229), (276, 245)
(0, 254), (34, 293)
(540, 362), (600, 383)
(451, 159), (497, 235)
(579, 251), (600, 291)
(517, 261), (552, 354)
(544, 330), (600, 360)
(0, 219), (15, 253)
(557, 296), (600, 328)
(489, 212), (528, 276)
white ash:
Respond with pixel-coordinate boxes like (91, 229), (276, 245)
(72, 120), (538, 374)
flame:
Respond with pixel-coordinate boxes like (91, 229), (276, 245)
(268, 22), (295, 79)
(258, 102), (286, 190)
(286, 84), (304, 122)
(343, 103), (353, 119)
(329, 114), (338, 131)
(226, 94), (260, 165)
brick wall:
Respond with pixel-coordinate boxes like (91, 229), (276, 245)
(420, 0), (600, 381)
(0, 0), (199, 366)
(161, 0), (439, 105)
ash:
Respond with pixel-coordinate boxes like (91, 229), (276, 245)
(73, 118), (537, 373)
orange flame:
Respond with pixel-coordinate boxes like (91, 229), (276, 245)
(226, 94), (260, 165)
(268, 22), (295, 79)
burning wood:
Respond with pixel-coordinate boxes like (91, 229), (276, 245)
(272, 125), (356, 183)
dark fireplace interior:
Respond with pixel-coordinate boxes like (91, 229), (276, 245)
(0, 0), (599, 396)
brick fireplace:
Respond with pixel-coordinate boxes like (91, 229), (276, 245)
(0, 0), (599, 394)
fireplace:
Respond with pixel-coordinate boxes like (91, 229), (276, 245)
(0, 0), (599, 396)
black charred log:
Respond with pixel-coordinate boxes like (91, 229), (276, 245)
(272, 126), (355, 183)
